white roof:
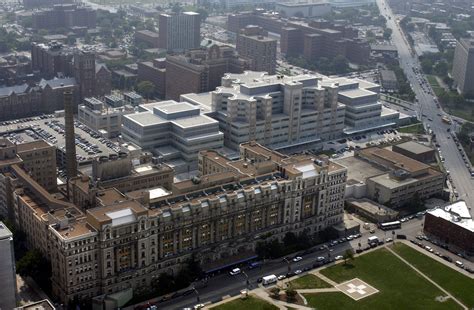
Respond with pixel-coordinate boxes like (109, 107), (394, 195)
(106, 208), (136, 227)
(148, 187), (171, 200)
(428, 201), (474, 232)
(296, 164), (318, 179)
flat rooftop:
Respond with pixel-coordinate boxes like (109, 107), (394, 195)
(335, 155), (385, 182)
(393, 141), (434, 155)
(338, 88), (375, 99)
(358, 147), (430, 174)
(347, 198), (398, 217)
(428, 201), (474, 232)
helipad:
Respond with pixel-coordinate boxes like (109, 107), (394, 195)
(335, 278), (379, 301)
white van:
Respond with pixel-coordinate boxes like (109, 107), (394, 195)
(262, 274), (277, 285)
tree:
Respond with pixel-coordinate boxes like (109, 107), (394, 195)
(420, 58), (433, 74)
(343, 249), (354, 265)
(136, 81), (155, 99)
(383, 28), (392, 40)
(196, 8), (209, 23)
(285, 287), (297, 303)
(269, 287), (280, 299)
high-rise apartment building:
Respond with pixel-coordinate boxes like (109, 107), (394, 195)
(10, 141), (347, 305)
(452, 38), (474, 95)
(158, 12), (201, 52)
(236, 26), (277, 74)
(0, 222), (16, 310)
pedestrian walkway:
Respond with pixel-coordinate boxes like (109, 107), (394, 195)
(310, 270), (339, 287)
(386, 246), (468, 310)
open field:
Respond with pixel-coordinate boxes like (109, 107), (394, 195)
(398, 123), (425, 134)
(392, 243), (474, 308)
(289, 274), (332, 289)
(303, 248), (462, 309)
(211, 296), (278, 310)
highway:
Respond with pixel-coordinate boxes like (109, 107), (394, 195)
(377, 0), (474, 215)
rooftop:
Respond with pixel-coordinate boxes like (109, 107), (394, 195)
(428, 201), (474, 233)
(393, 141), (434, 155)
(358, 147), (431, 174)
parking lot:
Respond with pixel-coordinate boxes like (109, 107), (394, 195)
(0, 115), (120, 164)
(322, 128), (404, 159)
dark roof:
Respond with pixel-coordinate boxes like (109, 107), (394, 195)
(39, 77), (76, 89)
(0, 84), (30, 97)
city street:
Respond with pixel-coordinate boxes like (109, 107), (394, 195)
(126, 213), (472, 310)
(378, 0), (474, 215)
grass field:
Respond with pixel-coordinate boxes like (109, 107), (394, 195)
(288, 274), (332, 289)
(426, 75), (445, 97)
(392, 243), (474, 308)
(304, 248), (462, 310)
(211, 296), (278, 310)
(398, 123), (425, 134)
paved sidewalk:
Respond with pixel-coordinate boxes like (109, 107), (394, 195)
(397, 240), (474, 278)
(310, 270), (339, 287)
(386, 247), (468, 310)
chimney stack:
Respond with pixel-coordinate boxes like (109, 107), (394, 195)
(64, 91), (78, 180)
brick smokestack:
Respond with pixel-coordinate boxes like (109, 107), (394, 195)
(64, 91), (77, 180)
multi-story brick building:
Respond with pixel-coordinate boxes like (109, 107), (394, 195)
(358, 147), (445, 208)
(31, 43), (111, 99)
(31, 42), (74, 79)
(228, 12), (370, 64)
(236, 26), (277, 75)
(424, 201), (473, 257)
(134, 30), (160, 48)
(9, 141), (347, 305)
(23, 0), (73, 8)
(0, 77), (78, 121)
(0, 139), (57, 219)
(165, 44), (249, 100)
(32, 4), (96, 30)
(137, 58), (167, 99)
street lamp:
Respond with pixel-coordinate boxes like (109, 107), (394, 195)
(242, 271), (250, 289)
(192, 286), (200, 303)
(283, 257), (291, 274)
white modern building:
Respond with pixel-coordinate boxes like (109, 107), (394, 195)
(328, 77), (400, 134)
(121, 100), (223, 172)
(182, 71), (346, 152)
(276, 0), (332, 18)
(78, 97), (134, 138)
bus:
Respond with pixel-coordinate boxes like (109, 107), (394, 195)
(441, 115), (452, 124)
(379, 220), (401, 231)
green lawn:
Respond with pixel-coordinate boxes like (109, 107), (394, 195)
(211, 296), (278, 310)
(289, 274), (332, 289)
(392, 243), (474, 308)
(398, 123), (426, 134)
(306, 248), (462, 310)
(427, 75), (445, 97)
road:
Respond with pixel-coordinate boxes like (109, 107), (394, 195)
(377, 0), (474, 215)
(126, 213), (472, 310)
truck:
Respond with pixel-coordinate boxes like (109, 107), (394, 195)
(262, 274), (277, 285)
(368, 236), (379, 245)
(441, 115), (452, 124)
